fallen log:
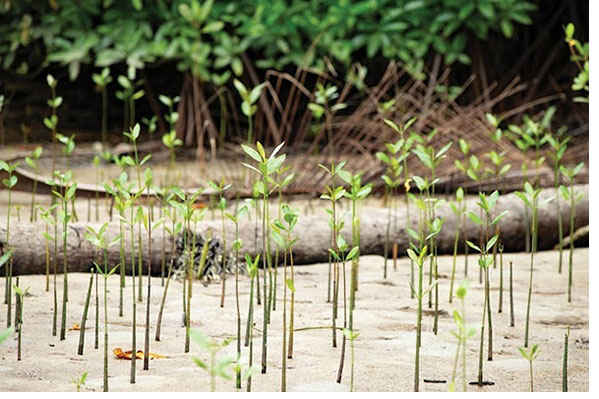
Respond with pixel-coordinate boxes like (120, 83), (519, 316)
(0, 185), (588, 275)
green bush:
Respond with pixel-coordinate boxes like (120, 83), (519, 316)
(0, 0), (536, 82)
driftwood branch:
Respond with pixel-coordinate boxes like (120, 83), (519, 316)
(1, 185), (588, 275)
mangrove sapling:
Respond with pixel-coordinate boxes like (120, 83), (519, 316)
(0, 160), (18, 315)
(383, 118), (416, 284)
(207, 178), (232, 308)
(515, 182), (553, 347)
(171, 187), (205, 353)
(376, 139), (404, 279)
(48, 171), (77, 340)
(225, 204), (249, 389)
(103, 173), (130, 318)
(155, 204), (182, 341)
(56, 133), (79, 222)
(449, 187), (465, 303)
(241, 141), (287, 373)
(518, 344), (540, 392)
(161, 129), (183, 189)
(466, 191), (507, 364)
(84, 222), (120, 392)
(142, 169), (164, 370)
(563, 326), (570, 392)
(466, 235), (496, 386)
(426, 216), (445, 335)
(559, 162), (585, 302)
(407, 245), (431, 392)
(319, 161), (350, 347)
(412, 134), (452, 311)
(509, 261), (515, 327)
(244, 254), (260, 391)
(124, 123), (152, 301)
(271, 165), (295, 312)
(92, 67), (112, 148)
(340, 172), (373, 303)
(448, 281), (476, 392)
(465, 155), (485, 284)
(116, 75), (144, 129)
(546, 128), (569, 273)
(329, 238), (359, 384)
(13, 284), (29, 360)
(233, 79), (265, 144)
(343, 328), (360, 392)
(498, 244), (504, 313)
(190, 330), (257, 392)
(77, 270), (94, 356)
(44, 74), (62, 174)
(308, 83), (347, 156)
(271, 205), (299, 391)
(454, 138), (472, 276)
(25, 146), (43, 222)
(71, 372), (88, 392)
(95, 267), (99, 350)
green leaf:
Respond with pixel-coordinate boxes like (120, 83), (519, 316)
(0, 327), (14, 345)
(241, 145), (261, 162)
(286, 278), (296, 293)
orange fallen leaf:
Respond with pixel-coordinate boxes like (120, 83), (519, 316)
(113, 348), (168, 360)
(69, 324), (81, 331)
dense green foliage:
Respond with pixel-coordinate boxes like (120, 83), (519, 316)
(1, 0), (536, 81)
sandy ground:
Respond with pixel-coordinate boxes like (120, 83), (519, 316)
(0, 247), (588, 392)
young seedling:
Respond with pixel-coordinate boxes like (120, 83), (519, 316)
(48, 170), (77, 340)
(411, 174), (445, 333)
(13, 284), (29, 360)
(171, 187), (205, 353)
(308, 83), (347, 156)
(116, 75), (144, 129)
(449, 187), (465, 303)
(161, 129), (183, 188)
(92, 67), (112, 147)
(207, 178), (232, 308)
(518, 344), (540, 392)
(24, 146), (43, 221)
(407, 245), (431, 392)
(241, 141), (286, 373)
(44, 74), (62, 173)
(515, 182), (553, 347)
(71, 372), (88, 392)
(563, 326), (570, 392)
(340, 172), (373, 304)
(244, 254), (260, 391)
(329, 236), (359, 384)
(142, 169), (164, 371)
(233, 79), (265, 144)
(77, 270), (94, 355)
(383, 118), (416, 283)
(85, 222), (120, 392)
(546, 127), (569, 273)
(190, 329), (257, 392)
(376, 138), (404, 279)
(449, 280), (476, 392)
(560, 162), (585, 302)
(509, 261), (515, 327)
(412, 133), (452, 312)
(225, 204), (249, 389)
(0, 160), (18, 318)
(343, 328), (360, 392)
(564, 23), (589, 103)
(454, 138), (472, 276)
(466, 191), (507, 368)
(271, 165), (295, 312)
(319, 161), (350, 346)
